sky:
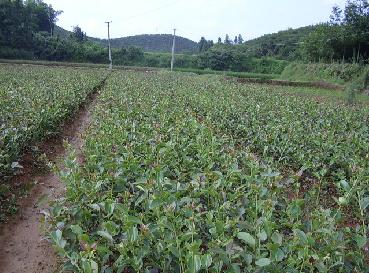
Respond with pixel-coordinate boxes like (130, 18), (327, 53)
(44, 0), (347, 42)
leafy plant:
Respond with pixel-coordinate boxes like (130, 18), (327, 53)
(49, 71), (368, 272)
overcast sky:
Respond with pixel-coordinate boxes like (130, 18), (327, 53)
(44, 0), (347, 41)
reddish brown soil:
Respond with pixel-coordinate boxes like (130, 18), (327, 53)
(0, 90), (100, 273)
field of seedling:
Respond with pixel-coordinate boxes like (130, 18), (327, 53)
(47, 71), (368, 273)
(0, 64), (106, 177)
(0, 64), (108, 219)
(0, 65), (368, 272)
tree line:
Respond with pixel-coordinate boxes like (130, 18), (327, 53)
(300, 0), (369, 63)
(196, 0), (369, 65)
(0, 0), (144, 65)
(1, 0), (368, 72)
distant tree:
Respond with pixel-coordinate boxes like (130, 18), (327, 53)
(238, 34), (244, 44)
(217, 37), (222, 44)
(127, 46), (144, 62)
(330, 5), (343, 25)
(71, 26), (86, 43)
(199, 37), (207, 52)
(198, 47), (252, 71)
(301, 0), (369, 62)
(234, 36), (238, 44)
(47, 5), (63, 36)
(24, 1), (62, 35)
(224, 34), (231, 45)
(0, 0), (63, 51)
(198, 37), (214, 52)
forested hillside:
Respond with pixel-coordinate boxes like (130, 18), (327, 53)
(240, 26), (317, 60)
(54, 26), (198, 53)
(92, 34), (198, 53)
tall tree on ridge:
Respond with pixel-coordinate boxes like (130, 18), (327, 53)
(224, 34), (231, 45)
(238, 34), (244, 44)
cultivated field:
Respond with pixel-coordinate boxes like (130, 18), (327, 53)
(0, 66), (368, 272)
(50, 71), (368, 272)
(0, 64), (107, 218)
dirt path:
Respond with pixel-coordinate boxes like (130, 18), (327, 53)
(0, 87), (102, 273)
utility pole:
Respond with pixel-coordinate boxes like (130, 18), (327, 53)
(105, 21), (112, 70)
(171, 28), (176, 71)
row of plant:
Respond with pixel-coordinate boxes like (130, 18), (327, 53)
(176, 74), (369, 221)
(183, 75), (369, 178)
(49, 71), (368, 272)
(0, 64), (107, 179)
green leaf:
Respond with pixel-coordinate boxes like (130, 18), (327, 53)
(355, 234), (367, 249)
(127, 215), (143, 225)
(81, 259), (98, 273)
(339, 180), (350, 191)
(271, 232), (283, 245)
(257, 230), (267, 242)
(360, 197), (369, 210)
(255, 258), (271, 267)
(274, 248), (285, 262)
(231, 263), (241, 273)
(188, 254), (202, 273)
(51, 229), (66, 249)
(91, 260), (99, 273)
(70, 225), (83, 236)
(237, 232), (256, 247)
(128, 226), (138, 242)
(89, 204), (100, 211)
(168, 245), (180, 258)
(294, 229), (307, 243)
(97, 231), (113, 242)
(201, 254), (212, 269)
(149, 199), (162, 210)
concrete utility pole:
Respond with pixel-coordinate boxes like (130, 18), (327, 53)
(171, 28), (176, 71)
(105, 21), (112, 70)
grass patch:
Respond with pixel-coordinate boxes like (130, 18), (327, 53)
(173, 67), (278, 80)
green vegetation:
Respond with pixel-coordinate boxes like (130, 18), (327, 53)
(2, 0), (369, 87)
(300, 0), (369, 63)
(0, 64), (107, 219)
(240, 26), (316, 60)
(281, 63), (369, 86)
(173, 68), (278, 80)
(196, 46), (289, 74)
(49, 70), (368, 273)
(143, 52), (198, 69)
(92, 34), (198, 54)
(274, 84), (369, 103)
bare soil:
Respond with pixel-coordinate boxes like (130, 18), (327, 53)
(0, 89), (101, 273)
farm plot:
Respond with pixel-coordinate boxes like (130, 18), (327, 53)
(0, 64), (107, 179)
(50, 71), (368, 272)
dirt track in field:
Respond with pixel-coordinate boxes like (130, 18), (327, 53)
(0, 83), (104, 273)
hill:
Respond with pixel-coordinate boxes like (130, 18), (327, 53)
(241, 26), (317, 60)
(54, 26), (198, 53)
(92, 34), (198, 53)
